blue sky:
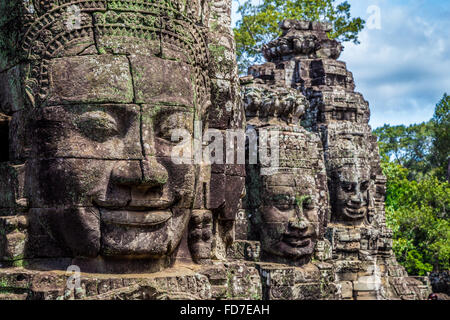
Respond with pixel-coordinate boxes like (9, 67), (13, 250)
(231, 0), (450, 129)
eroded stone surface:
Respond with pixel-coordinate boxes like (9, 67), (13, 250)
(239, 19), (431, 300)
(0, 0), (244, 276)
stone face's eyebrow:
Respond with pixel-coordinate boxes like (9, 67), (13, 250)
(29, 104), (142, 160)
(147, 104), (195, 113)
(130, 55), (196, 108)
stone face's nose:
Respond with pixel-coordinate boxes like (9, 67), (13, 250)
(110, 158), (168, 189)
(351, 188), (364, 205)
(141, 157), (169, 188)
(289, 220), (309, 231)
(289, 212), (309, 231)
(110, 161), (142, 186)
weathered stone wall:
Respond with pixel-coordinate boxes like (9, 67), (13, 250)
(0, 0), (245, 271)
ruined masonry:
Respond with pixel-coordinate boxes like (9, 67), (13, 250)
(0, 1), (430, 300)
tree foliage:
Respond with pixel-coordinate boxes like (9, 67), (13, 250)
(376, 94), (450, 276)
(233, 0), (365, 72)
(374, 122), (434, 180)
(374, 93), (450, 182)
(383, 160), (449, 275)
(430, 94), (450, 180)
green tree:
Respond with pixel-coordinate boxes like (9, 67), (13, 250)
(374, 124), (408, 162)
(374, 122), (433, 180)
(430, 93), (450, 181)
(375, 94), (450, 275)
(382, 160), (450, 275)
(234, 0), (365, 72)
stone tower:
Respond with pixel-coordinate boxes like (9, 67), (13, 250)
(239, 20), (430, 300)
(0, 0), (255, 299)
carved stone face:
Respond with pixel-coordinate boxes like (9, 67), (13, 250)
(1, 0), (243, 272)
(25, 54), (203, 264)
(330, 165), (370, 222)
(245, 126), (327, 266)
(257, 170), (323, 264)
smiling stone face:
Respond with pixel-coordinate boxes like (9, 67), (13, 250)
(320, 122), (375, 225)
(246, 127), (328, 266)
(24, 55), (200, 269)
(0, 0), (229, 272)
(330, 165), (371, 223)
(258, 170), (321, 264)
(0, 0), (246, 273)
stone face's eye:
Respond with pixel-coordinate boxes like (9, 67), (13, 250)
(342, 181), (355, 192)
(360, 181), (369, 191)
(302, 196), (314, 210)
(155, 111), (192, 142)
(76, 111), (119, 142)
(294, 195), (313, 210)
(271, 194), (295, 211)
(275, 204), (292, 211)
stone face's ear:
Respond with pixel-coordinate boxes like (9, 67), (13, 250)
(0, 113), (10, 162)
(206, 0), (246, 252)
(188, 210), (213, 264)
(0, 163), (28, 215)
(0, 163), (29, 266)
(0, 66), (26, 114)
(0, 215), (28, 265)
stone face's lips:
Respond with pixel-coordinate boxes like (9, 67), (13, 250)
(344, 206), (367, 218)
(282, 235), (311, 248)
(100, 209), (172, 227)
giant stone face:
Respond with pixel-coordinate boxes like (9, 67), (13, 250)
(26, 56), (202, 268)
(330, 164), (371, 223)
(322, 123), (375, 225)
(0, 0), (228, 272)
(258, 170), (321, 263)
(247, 128), (328, 266)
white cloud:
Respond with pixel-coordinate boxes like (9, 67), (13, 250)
(231, 0), (450, 128)
(341, 0), (450, 128)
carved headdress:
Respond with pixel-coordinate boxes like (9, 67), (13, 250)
(8, 0), (210, 111)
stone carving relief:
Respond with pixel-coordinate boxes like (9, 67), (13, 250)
(245, 133), (328, 266)
(0, 0), (245, 275)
